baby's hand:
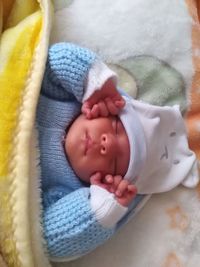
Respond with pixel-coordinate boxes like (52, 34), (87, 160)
(114, 179), (137, 207)
(90, 172), (137, 207)
(90, 172), (121, 192)
(82, 79), (125, 119)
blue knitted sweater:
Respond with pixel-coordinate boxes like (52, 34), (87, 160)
(37, 43), (145, 261)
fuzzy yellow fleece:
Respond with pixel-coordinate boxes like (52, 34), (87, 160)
(0, 0), (52, 266)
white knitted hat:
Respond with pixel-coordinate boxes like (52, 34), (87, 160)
(118, 96), (147, 182)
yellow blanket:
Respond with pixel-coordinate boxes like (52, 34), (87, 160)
(0, 0), (52, 266)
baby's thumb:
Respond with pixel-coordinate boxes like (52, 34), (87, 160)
(128, 184), (137, 192)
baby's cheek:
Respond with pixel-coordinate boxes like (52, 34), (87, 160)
(75, 153), (114, 182)
(99, 160), (114, 177)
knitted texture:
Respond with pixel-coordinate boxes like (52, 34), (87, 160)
(37, 95), (82, 192)
(44, 188), (114, 258)
(41, 42), (96, 102)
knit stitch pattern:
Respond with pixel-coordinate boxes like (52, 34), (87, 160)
(37, 95), (82, 192)
(41, 42), (96, 102)
(44, 188), (114, 258)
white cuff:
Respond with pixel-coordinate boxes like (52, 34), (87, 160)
(82, 60), (117, 102)
(90, 185), (128, 228)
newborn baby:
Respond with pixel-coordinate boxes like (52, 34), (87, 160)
(65, 78), (136, 207)
(37, 42), (199, 261)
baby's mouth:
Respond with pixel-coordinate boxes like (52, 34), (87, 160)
(84, 131), (93, 155)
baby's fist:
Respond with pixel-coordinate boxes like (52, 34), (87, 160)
(115, 180), (137, 207)
(82, 79), (125, 119)
(90, 173), (137, 207)
(90, 172), (122, 193)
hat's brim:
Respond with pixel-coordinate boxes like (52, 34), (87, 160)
(119, 96), (147, 182)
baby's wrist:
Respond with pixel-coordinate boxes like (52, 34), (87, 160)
(89, 185), (128, 228)
(82, 60), (117, 103)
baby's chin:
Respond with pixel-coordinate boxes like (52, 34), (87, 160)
(77, 174), (91, 184)
(72, 166), (91, 184)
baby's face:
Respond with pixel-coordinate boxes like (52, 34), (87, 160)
(65, 114), (130, 183)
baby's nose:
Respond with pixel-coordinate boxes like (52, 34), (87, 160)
(100, 134), (116, 155)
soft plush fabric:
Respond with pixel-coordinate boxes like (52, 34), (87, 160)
(0, 0), (52, 266)
(126, 98), (198, 193)
(120, 97), (198, 192)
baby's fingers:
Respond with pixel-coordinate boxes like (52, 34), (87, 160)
(110, 175), (123, 193)
(98, 101), (109, 117)
(81, 101), (90, 112)
(104, 174), (114, 184)
(127, 184), (137, 196)
(90, 104), (100, 118)
(90, 173), (116, 192)
(90, 172), (102, 185)
(115, 99), (125, 109)
(115, 180), (129, 197)
(81, 102), (92, 119)
(115, 183), (137, 207)
(105, 98), (119, 115)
